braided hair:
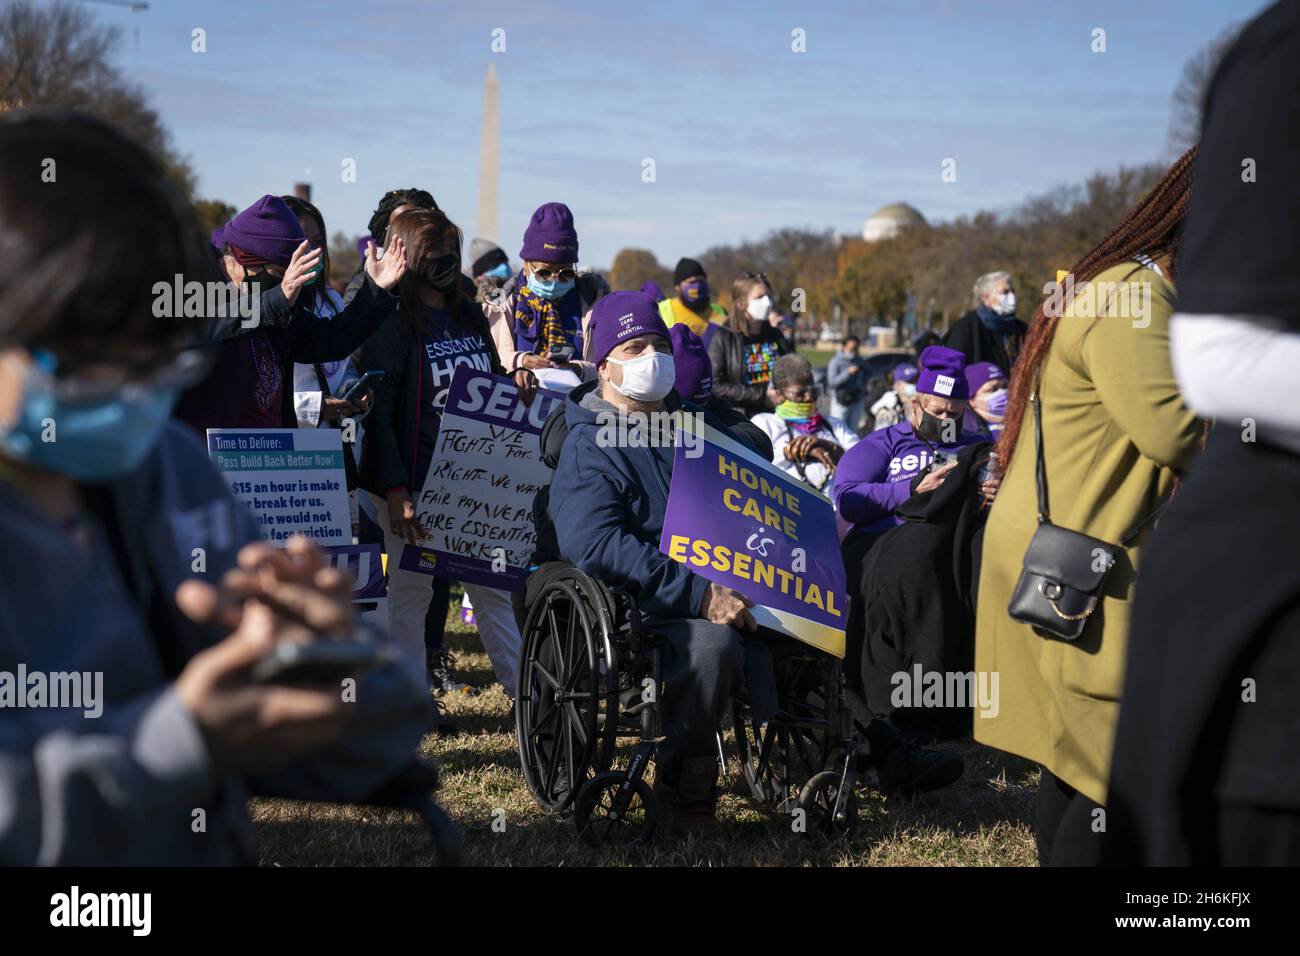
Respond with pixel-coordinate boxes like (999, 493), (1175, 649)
(995, 145), (1197, 471)
(367, 188), (438, 246)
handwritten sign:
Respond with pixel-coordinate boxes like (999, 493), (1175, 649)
(659, 418), (847, 656)
(206, 429), (351, 543)
(400, 367), (564, 591)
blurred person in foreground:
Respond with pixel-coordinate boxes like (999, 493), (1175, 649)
(1106, 0), (1300, 866)
(0, 111), (428, 865)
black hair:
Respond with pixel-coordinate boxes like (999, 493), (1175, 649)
(367, 188), (438, 247)
(281, 194), (331, 313)
(0, 110), (213, 355)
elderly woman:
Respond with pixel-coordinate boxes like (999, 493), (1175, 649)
(943, 270), (1028, 373)
(750, 353), (857, 493)
(963, 361), (1008, 439)
(483, 202), (608, 384)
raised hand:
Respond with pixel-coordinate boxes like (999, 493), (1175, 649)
(280, 240), (323, 307)
(365, 236), (408, 291)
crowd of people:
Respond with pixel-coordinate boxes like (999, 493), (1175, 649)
(0, 0), (1295, 866)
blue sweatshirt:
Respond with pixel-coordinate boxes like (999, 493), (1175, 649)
(548, 383), (748, 619)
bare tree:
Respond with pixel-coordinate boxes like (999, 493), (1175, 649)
(1168, 21), (1243, 155)
(0, 0), (194, 193)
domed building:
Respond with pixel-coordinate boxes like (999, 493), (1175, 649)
(862, 202), (927, 242)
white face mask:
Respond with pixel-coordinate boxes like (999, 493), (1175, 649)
(993, 291), (1016, 316)
(747, 295), (773, 322)
(605, 351), (676, 402)
(902, 383), (917, 399)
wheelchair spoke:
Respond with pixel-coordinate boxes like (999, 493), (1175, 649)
(531, 659), (562, 693)
(563, 700), (589, 747)
(546, 604), (568, 678)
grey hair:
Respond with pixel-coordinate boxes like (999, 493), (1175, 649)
(973, 270), (1012, 307)
(771, 353), (814, 392)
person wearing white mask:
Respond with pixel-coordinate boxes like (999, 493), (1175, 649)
(942, 270), (1027, 376)
(870, 362), (920, 431)
(547, 291), (772, 827)
(707, 272), (793, 419)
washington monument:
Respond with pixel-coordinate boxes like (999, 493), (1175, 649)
(477, 63), (499, 243)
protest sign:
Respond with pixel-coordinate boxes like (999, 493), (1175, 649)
(659, 417), (848, 656)
(323, 543), (387, 603)
(206, 428), (351, 544)
(400, 367), (565, 591)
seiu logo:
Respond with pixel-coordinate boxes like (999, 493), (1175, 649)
(888, 451), (931, 477)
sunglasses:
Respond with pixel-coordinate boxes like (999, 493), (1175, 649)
(530, 266), (577, 282)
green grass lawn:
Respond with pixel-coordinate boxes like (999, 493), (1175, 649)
(251, 597), (1039, 867)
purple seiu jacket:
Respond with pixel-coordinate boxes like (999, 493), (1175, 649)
(832, 420), (985, 536)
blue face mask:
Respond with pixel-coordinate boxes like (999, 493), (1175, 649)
(0, 360), (178, 482)
(486, 262), (512, 280)
(526, 271), (575, 301)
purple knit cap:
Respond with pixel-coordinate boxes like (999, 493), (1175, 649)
(520, 202), (578, 263)
(640, 280), (665, 302)
(210, 224), (225, 251)
(964, 361), (1006, 396)
(916, 345), (969, 399)
(669, 323), (712, 403)
(892, 363), (919, 384)
(589, 291), (669, 365)
(356, 234), (373, 259)
(222, 194), (306, 268)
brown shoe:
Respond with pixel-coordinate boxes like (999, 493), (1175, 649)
(654, 756), (721, 833)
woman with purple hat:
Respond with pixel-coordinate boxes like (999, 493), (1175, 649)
(834, 346), (992, 552)
(483, 201), (608, 380)
(962, 361), (1008, 439)
(175, 193), (408, 433)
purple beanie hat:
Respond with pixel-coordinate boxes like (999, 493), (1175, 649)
(520, 202), (578, 263)
(669, 323), (712, 403)
(589, 291), (669, 365)
(640, 280), (665, 302)
(892, 362), (919, 384)
(356, 234), (373, 259)
(916, 345), (970, 399)
(964, 361), (1006, 396)
(210, 223), (226, 251)
(222, 194), (306, 268)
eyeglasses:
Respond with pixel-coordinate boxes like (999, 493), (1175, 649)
(530, 266), (577, 282)
(28, 345), (214, 401)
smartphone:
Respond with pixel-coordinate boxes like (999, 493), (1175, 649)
(930, 450), (958, 469)
(249, 640), (385, 687)
(338, 370), (384, 402)
(548, 345), (575, 362)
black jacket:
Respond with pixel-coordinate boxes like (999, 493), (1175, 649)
(847, 440), (992, 737)
(943, 309), (1026, 374)
(707, 323), (792, 419)
(357, 300), (506, 498)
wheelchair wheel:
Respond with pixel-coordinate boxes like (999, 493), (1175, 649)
(516, 571), (620, 813)
(574, 771), (657, 847)
(796, 770), (858, 838)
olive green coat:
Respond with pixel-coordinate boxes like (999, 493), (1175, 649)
(973, 262), (1201, 805)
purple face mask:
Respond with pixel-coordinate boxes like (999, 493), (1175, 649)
(680, 278), (708, 304)
(986, 388), (1009, 417)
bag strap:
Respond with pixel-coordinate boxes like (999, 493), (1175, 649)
(1032, 369), (1170, 545)
(1031, 378), (1050, 524)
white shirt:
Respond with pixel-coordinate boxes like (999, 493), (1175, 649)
(751, 412), (860, 493)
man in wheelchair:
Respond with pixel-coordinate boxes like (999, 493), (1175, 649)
(545, 292), (776, 828)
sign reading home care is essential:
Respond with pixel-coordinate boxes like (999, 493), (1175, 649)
(659, 418), (848, 657)
(400, 367), (564, 591)
(206, 429), (351, 543)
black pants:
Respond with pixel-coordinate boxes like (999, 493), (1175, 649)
(1036, 769), (1104, 866)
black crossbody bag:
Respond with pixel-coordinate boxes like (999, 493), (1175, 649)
(1007, 383), (1167, 641)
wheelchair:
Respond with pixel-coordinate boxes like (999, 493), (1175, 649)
(515, 561), (861, 846)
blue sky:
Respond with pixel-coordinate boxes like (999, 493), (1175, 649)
(79, 0), (1264, 268)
